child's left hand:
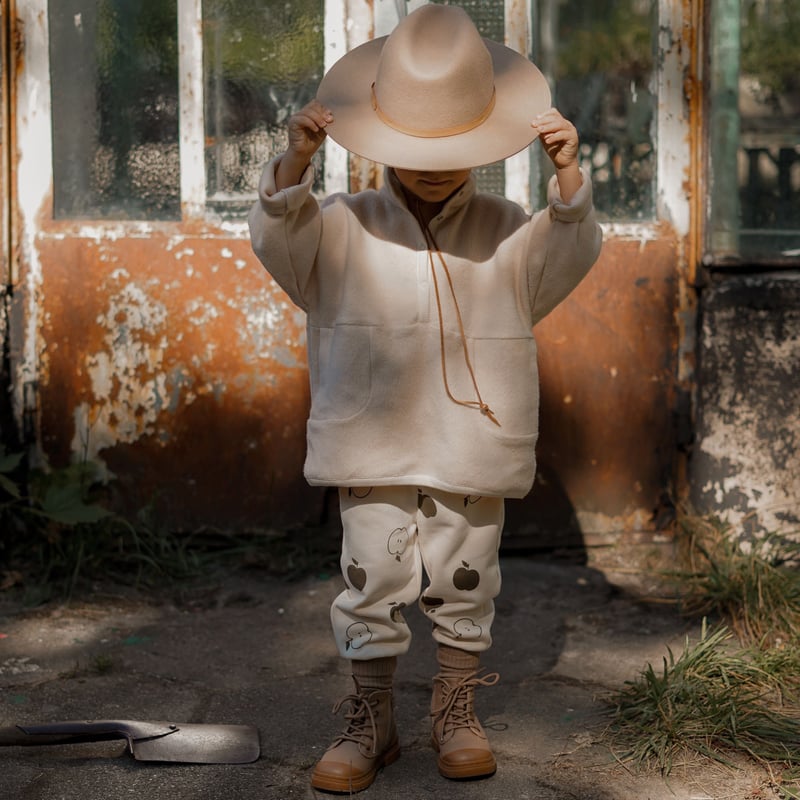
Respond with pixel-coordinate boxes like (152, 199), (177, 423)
(531, 108), (579, 170)
(531, 108), (582, 202)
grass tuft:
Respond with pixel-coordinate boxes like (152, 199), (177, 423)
(606, 622), (800, 776)
(672, 510), (800, 648)
(1, 448), (339, 603)
(606, 507), (800, 797)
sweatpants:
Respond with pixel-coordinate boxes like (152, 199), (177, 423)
(330, 485), (504, 659)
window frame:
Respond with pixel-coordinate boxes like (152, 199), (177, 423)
(25, 0), (694, 240)
(180, 0), (207, 219)
(704, 0), (800, 270)
(179, 0), (543, 216)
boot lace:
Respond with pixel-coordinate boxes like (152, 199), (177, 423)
(330, 688), (388, 757)
(432, 670), (500, 743)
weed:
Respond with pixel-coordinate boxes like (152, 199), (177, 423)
(606, 622), (800, 778)
(1, 445), (339, 602)
(58, 654), (115, 680)
(672, 509), (800, 648)
(0, 447), (208, 599)
(91, 654), (115, 674)
(607, 509), (800, 796)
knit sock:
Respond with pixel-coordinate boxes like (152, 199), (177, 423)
(437, 644), (480, 676)
(352, 656), (397, 690)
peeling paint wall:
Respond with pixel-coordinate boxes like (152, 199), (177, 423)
(690, 274), (800, 535)
(6, 0), (699, 539)
(506, 231), (681, 547)
(7, 0), (795, 549)
(0, 11), (10, 439)
(35, 232), (315, 529)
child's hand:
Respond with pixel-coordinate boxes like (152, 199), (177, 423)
(287, 99), (333, 162)
(531, 108), (579, 170)
(276, 99), (333, 189)
(531, 108), (582, 202)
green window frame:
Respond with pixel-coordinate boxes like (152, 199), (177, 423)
(707, 0), (800, 266)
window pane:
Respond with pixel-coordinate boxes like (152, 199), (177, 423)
(49, 0), (180, 220)
(535, 0), (657, 220)
(203, 0), (324, 214)
(710, 0), (800, 263)
(430, 0), (507, 196)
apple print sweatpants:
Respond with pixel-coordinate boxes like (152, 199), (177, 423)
(331, 485), (504, 659)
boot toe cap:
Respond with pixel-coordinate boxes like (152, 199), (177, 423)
(438, 748), (497, 780)
(311, 759), (374, 792)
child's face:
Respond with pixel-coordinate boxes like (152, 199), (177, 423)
(393, 168), (472, 204)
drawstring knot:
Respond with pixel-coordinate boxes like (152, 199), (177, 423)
(480, 404), (500, 426)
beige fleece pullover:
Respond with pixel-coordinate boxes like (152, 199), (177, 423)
(249, 160), (602, 498)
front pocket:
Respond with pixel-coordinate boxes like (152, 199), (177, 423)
(310, 325), (372, 421)
(472, 337), (539, 437)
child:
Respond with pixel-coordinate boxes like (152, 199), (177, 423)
(249, 4), (602, 793)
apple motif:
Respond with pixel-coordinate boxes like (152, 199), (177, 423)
(387, 527), (410, 561)
(463, 495), (482, 506)
(345, 622), (372, 650)
(347, 558), (367, 591)
(349, 487), (373, 498)
(454, 617), (482, 640)
(420, 596), (445, 613)
(453, 560), (480, 590)
(418, 491), (437, 518)
(389, 601), (407, 623)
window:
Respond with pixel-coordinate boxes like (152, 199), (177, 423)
(47, 0), (659, 222)
(534, 0), (657, 221)
(203, 0), (324, 216)
(48, 0), (324, 221)
(49, 1), (180, 220)
(430, 0), (508, 197)
(437, 0), (658, 219)
(708, 0), (800, 265)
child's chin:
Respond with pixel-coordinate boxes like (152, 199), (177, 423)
(417, 186), (450, 201)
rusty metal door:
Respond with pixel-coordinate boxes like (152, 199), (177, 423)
(5, 0), (700, 545)
(504, 0), (699, 552)
(7, 0), (319, 530)
(1, 2), (19, 447)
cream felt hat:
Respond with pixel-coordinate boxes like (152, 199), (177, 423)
(316, 4), (551, 171)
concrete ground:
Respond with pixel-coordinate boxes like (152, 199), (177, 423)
(0, 556), (779, 799)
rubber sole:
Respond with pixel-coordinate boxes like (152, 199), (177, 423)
(310, 740), (401, 794)
(437, 754), (497, 781)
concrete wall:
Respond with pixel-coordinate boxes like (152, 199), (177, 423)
(690, 272), (800, 535)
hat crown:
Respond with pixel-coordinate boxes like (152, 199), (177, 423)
(373, 5), (495, 137)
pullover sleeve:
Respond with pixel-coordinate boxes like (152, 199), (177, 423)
(247, 155), (322, 312)
(526, 167), (603, 325)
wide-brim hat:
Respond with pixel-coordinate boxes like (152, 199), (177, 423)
(317, 4), (551, 171)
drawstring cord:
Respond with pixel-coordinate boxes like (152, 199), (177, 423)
(415, 205), (501, 427)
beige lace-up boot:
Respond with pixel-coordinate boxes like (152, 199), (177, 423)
(311, 657), (400, 793)
(430, 644), (500, 780)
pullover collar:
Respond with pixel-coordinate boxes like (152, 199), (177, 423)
(384, 167), (476, 227)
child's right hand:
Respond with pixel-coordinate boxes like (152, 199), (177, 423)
(275, 99), (333, 190)
(286, 99), (333, 162)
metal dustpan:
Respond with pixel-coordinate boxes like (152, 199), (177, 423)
(0, 719), (260, 764)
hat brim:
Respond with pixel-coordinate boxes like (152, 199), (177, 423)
(317, 36), (552, 171)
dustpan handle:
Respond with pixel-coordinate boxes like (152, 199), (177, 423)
(0, 725), (123, 747)
(0, 720), (178, 746)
